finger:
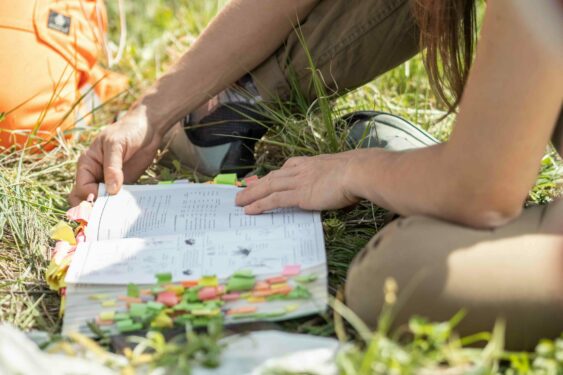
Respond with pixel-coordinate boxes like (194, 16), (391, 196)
(102, 139), (124, 195)
(70, 150), (103, 205)
(122, 148), (157, 183)
(243, 191), (299, 215)
(235, 171), (297, 206)
(283, 156), (308, 168)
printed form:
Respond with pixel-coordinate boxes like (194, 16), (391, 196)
(67, 184), (326, 285)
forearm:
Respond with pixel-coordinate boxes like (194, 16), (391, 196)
(134, 0), (318, 138)
(345, 145), (453, 220)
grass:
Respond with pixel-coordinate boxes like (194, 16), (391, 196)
(0, 0), (561, 373)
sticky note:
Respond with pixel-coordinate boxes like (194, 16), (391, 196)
(270, 283), (289, 290)
(191, 308), (221, 317)
(221, 293), (240, 302)
(247, 296), (266, 303)
(129, 303), (149, 318)
(227, 275), (256, 292)
(156, 291), (180, 307)
(199, 276), (219, 287)
(252, 290), (274, 298)
(49, 221), (76, 245)
(155, 272), (172, 284)
(114, 313), (130, 321)
(266, 276), (287, 284)
(227, 306), (257, 315)
(101, 300), (116, 308)
(127, 283), (140, 298)
(118, 296), (142, 304)
(294, 274), (318, 284)
(234, 269), (254, 278)
(285, 304), (299, 313)
(165, 284), (185, 295)
(213, 173), (238, 185)
(197, 287), (217, 301)
(243, 175), (259, 186)
(95, 318), (113, 326)
(89, 294), (109, 301)
(181, 280), (199, 288)
(282, 264), (301, 276)
(271, 285), (292, 295)
(99, 311), (115, 321)
(147, 301), (165, 311)
(257, 310), (287, 318)
(65, 201), (92, 223)
(287, 285), (312, 299)
(150, 312), (173, 328)
(254, 281), (270, 291)
(117, 321), (143, 333)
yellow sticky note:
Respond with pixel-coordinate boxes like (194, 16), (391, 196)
(101, 300), (117, 307)
(285, 304), (299, 313)
(199, 275), (218, 287)
(50, 221), (76, 245)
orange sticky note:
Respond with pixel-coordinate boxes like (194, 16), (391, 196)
(227, 306), (257, 315)
(254, 281), (270, 291)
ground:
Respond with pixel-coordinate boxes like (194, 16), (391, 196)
(0, 0), (561, 373)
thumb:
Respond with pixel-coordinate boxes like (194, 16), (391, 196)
(103, 140), (125, 195)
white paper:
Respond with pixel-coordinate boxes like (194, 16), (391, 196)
(87, 184), (321, 241)
(67, 223), (325, 284)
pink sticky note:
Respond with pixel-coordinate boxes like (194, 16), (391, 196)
(244, 175), (259, 186)
(221, 292), (240, 301)
(282, 264), (301, 276)
(156, 291), (179, 307)
(198, 287), (217, 301)
(66, 201), (92, 223)
(52, 241), (74, 263)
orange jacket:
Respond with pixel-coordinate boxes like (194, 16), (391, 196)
(0, 0), (127, 150)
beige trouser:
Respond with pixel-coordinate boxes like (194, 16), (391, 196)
(251, 0), (419, 103)
(345, 199), (563, 350)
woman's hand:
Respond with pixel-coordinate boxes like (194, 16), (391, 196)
(69, 105), (161, 206)
(235, 152), (361, 214)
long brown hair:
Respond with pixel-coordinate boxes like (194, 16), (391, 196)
(413, 0), (478, 112)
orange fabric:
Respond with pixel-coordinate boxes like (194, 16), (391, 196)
(0, 0), (128, 151)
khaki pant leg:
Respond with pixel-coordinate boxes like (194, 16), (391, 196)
(251, 0), (420, 103)
(345, 199), (563, 350)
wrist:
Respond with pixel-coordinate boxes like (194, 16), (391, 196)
(342, 149), (367, 202)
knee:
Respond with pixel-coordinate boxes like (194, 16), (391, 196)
(344, 216), (450, 329)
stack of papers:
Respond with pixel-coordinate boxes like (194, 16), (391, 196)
(62, 184), (328, 335)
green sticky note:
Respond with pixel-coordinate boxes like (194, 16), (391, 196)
(114, 312), (130, 321)
(155, 272), (173, 284)
(117, 321), (143, 333)
(266, 294), (288, 302)
(294, 273), (318, 284)
(227, 275), (256, 292)
(213, 173), (237, 185)
(234, 269), (254, 278)
(257, 310), (287, 319)
(231, 313), (260, 320)
(203, 300), (224, 309)
(184, 288), (201, 303)
(116, 319), (134, 330)
(129, 303), (149, 318)
(127, 283), (140, 298)
(158, 180), (173, 185)
(287, 285), (312, 299)
(147, 301), (165, 311)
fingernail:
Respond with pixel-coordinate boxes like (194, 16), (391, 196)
(107, 181), (117, 194)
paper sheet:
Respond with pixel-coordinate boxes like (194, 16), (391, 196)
(86, 184), (321, 241)
(67, 223), (325, 284)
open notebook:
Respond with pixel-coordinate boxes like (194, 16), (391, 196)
(62, 183), (328, 335)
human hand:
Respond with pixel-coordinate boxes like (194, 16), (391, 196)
(235, 152), (361, 214)
(69, 106), (161, 205)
